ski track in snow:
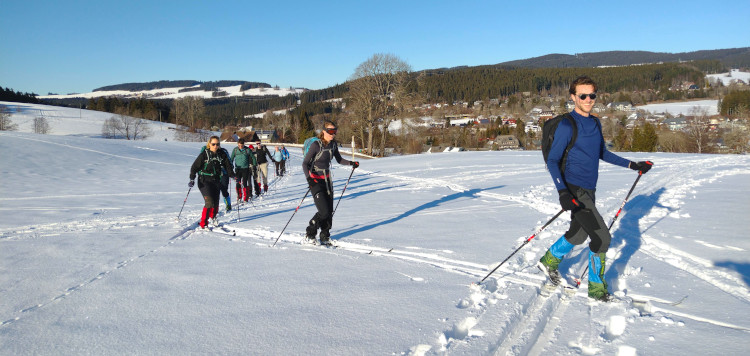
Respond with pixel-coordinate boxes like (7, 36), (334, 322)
(0, 215), (191, 327)
(200, 158), (750, 355)
(360, 155), (750, 354)
(4, 151), (750, 354)
(2, 132), (185, 166)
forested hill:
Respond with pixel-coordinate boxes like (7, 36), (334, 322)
(492, 47), (750, 70)
(93, 80), (272, 92)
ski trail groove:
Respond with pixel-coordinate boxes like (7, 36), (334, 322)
(489, 288), (568, 356)
(0, 220), (198, 328)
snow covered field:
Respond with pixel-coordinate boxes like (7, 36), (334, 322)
(706, 69), (750, 86)
(1, 103), (750, 355)
(636, 100), (720, 116)
(39, 84), (303, 101)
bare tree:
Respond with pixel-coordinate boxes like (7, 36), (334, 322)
(0, 107), (18, 131)
(33, 116), (51, 134)
(174, 96), (205, 128)
(102, 114), (152, 140)
(174, 125), (213, 142)
(348, 53), (412, 156)
(102, 116), (123, 139)
(658, 130), (690, 153)
(686, 107), (712, 153)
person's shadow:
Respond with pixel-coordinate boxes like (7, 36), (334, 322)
(557, 188), (670, 285)
(605, 187), (669, 287)
(334, 185), (505, 240)
(714, 261), (750, 288)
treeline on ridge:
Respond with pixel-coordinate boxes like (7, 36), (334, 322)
(93, 80), (272, 92)
(413, 62), (713, 103)
(1, 87), (40, 103)
(496, 47), (750, 70)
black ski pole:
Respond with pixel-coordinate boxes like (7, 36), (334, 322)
(574, 171), (643, 287)
(177, 186), (192, 220)
(272, 187), (311, 247)
(332, 167), (355, 217)
(237, 180), (242, 223)
(476, 209), (565, 284)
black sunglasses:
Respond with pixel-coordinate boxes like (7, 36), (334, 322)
(210, 143), (219, 146)
(577, 93), (597, 100)
(324, 128), (338, 135)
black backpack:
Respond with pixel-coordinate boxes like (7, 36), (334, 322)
(541, 113), (577, 172)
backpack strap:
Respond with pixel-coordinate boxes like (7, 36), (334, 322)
(559, 113), (577, 178)
(199, 150), (215, 177)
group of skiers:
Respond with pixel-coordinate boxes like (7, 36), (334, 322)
(189, 137), (292, 229)
(188, 76), (654, 302)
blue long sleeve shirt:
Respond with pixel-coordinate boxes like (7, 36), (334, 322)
(546, 110), (630, 191)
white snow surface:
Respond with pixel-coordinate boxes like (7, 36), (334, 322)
(706, 69), (750, 86)
(2, 103), (750, 355)
(636, 100), (720, 116)
(39, 84), (303, 100)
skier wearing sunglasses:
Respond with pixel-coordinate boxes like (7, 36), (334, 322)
(538, 76), (653, 301)
(302, 121), (359, 245)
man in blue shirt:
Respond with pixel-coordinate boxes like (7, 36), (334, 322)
(538, 76), (653, 301)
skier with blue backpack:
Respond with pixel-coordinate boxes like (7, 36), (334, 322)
(537, 76), (652, 301)
(302, 121), (359, 245)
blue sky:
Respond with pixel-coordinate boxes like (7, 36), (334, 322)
(1, 0), (748, 95)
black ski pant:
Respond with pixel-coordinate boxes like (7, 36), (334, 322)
(274, 161), (282, 176)
(220, 173), (230, 199)
(248, 167), (259, 195)
(306, 179), (334, 239)
(198, 177), (222, 209)
(235, 167), (251, 190)
(564, 184), (611, 254)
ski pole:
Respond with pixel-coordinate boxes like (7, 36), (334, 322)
(574, 171), (643, 287)
(332, 167), (355, 217)
(177, 186), (192, 220)
(237, 180), (242, 223)
(272, 187), (311, 247)
(477, 209), (565, 284)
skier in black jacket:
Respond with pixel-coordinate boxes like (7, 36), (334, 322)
(189, 136), (235, 229)
(302, 121), (359, 245)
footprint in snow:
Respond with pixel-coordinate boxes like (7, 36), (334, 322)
(605, 315), (627, 339)
(440, 317), (482, 346)
(396, 272), (424, 282)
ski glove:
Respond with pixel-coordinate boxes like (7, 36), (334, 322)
(306, 177), (318, 186)
(351, 161), (360, 169)
(558, 190), (583, 211)
(629, 161), (653, 174)
(188, 180), (195, 188)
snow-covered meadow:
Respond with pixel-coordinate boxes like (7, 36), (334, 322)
(1, 102), (750, 355)
(39, 84), (303, 101)
(636, 99), (720, 116)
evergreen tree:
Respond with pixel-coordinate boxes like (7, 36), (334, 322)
(631, 123), (658, 152)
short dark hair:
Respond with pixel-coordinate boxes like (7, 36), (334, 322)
(238, 138), (245, 144)
(569, 76), (598, 95)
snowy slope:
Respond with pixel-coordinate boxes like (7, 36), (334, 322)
(636, 100), (720, 116)
(1, 101), (198, 142)
(706, 69), (750, 86)
(1, 105), (750, 355)
(38, 84), (303, 100)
